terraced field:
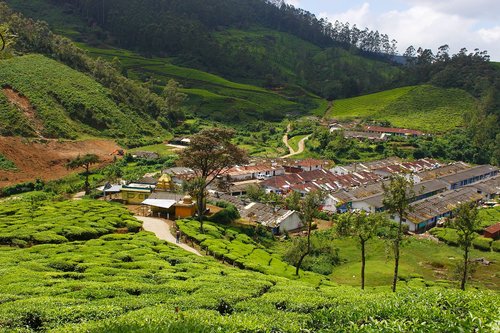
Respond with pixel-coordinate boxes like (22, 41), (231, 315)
(0, 54), (164, 139)
(78, 45), (324, 122)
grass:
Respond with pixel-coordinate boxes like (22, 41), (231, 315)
(0, 154), (16, 171)
(288, 134), (308, 152)
(0, 54), (165, 139)
(77, 44), (325, 123)
(272, 231), (500, 290)
(326, 85), (478, 133)
(129, 144), (178, 158)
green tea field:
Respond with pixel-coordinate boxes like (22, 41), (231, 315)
(0, 197), (498, 332)
(326, 85), (478, 133)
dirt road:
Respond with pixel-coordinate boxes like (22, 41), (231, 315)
(137, 216), (202, 256)
(281, 124), (310, 158)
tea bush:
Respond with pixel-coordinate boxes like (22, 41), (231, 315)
(0, 200), (497, 332)
(0, 198), (141, 245)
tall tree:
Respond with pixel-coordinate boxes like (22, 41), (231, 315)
(382, 174), (415, 292)
(178, 128), (247, 232)
(451, 202), (480, 290)
(336, 211), (388, 289)
(295, 190), (324, 276)
(161, 79), (187, 125)
(66, 154), (100, 195)
(0, 23), (15, 58)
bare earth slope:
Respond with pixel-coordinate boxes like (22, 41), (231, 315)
(0, 137), (119, 187)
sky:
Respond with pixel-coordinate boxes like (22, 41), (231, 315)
(284, 0), (500, 61)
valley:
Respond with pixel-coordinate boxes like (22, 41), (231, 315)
(0, 0), (499, 331)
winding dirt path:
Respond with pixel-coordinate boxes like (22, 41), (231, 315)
(137, 216), (202, 256)
(281, 123), (310, 158)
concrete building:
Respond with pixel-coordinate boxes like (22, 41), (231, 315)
(440, 165), (498, 190)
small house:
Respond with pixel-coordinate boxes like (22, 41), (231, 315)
(484, 223), (500, 240)
(121, 183), (154, 204)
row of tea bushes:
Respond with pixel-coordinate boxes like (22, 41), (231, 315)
(0, 198), (141, 246)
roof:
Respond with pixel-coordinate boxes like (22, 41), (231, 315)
(141, 199), (177, 209)
(344, 131), (384, 140)
(406, 187), (485, 224)
(365, 125), (423, 136)
(469, 175), (500, 195)
(96, 184), (122, 193)
(439, 165), (498, 185)
(484, 222), (500, 235)
(210, 194), (298, 228)
(222, 164), (284, 177)
(414, 179), (448, 195)
(137, 176), (158, 185)
(163, 167), (195, 176)
(296, 158), (325, 168)
(417, 162), (471, 181)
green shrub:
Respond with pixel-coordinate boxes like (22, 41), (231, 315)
(209, 204), (240, 224)
(491, 240), (500, 252)
(472, 237), (493, 251)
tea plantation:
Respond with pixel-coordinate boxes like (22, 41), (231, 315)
(0, 54), (165, 139)
(326, 85), (477, 133)
(0, 198), (498, 332)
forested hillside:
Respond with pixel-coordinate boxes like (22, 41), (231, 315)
(5, 0), (403, 100)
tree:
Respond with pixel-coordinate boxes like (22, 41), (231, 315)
(336, 211), (388, 289)
(0, 23), (15, 58)
(66, 154), (100, 195)
(178, 128), (247, 232)
(295, 190), (324, 276)
(382, 173), (415, 292)
(451, 202), (480, 290)
(161, 79), (187, 125)
(23, 192), (49, 222)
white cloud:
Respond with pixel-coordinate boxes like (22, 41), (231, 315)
(478, 26), (500, 43)
(321, 2), (500, 60)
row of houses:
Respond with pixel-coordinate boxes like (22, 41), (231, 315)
(327, 171), (500, 232)
(254, 158), (498, 233)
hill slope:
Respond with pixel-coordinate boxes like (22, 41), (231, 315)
(326, 85), (478, 133)
(0, 54), (166, 139)
(0, 198), (497, 332)
(4, 0), (402, 109)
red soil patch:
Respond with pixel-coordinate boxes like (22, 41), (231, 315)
(0, 136), (121, 188)
(2, 87), (44, 137)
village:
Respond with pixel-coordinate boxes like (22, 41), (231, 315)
(98, 150), (500, 239)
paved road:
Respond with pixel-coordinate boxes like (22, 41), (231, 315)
(136, 216), (202, 256)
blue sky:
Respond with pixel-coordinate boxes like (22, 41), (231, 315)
(285, 0), (500, 61)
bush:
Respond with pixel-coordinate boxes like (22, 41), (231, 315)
(491, 240), (500, 252)
(472, 237), (493, 251)
(430, 228), (459, 246)
(209, 204), (240, 224)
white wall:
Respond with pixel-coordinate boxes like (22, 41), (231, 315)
(279, 212), (302, 233)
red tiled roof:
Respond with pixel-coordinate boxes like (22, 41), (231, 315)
(485, 222), (500, 234)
